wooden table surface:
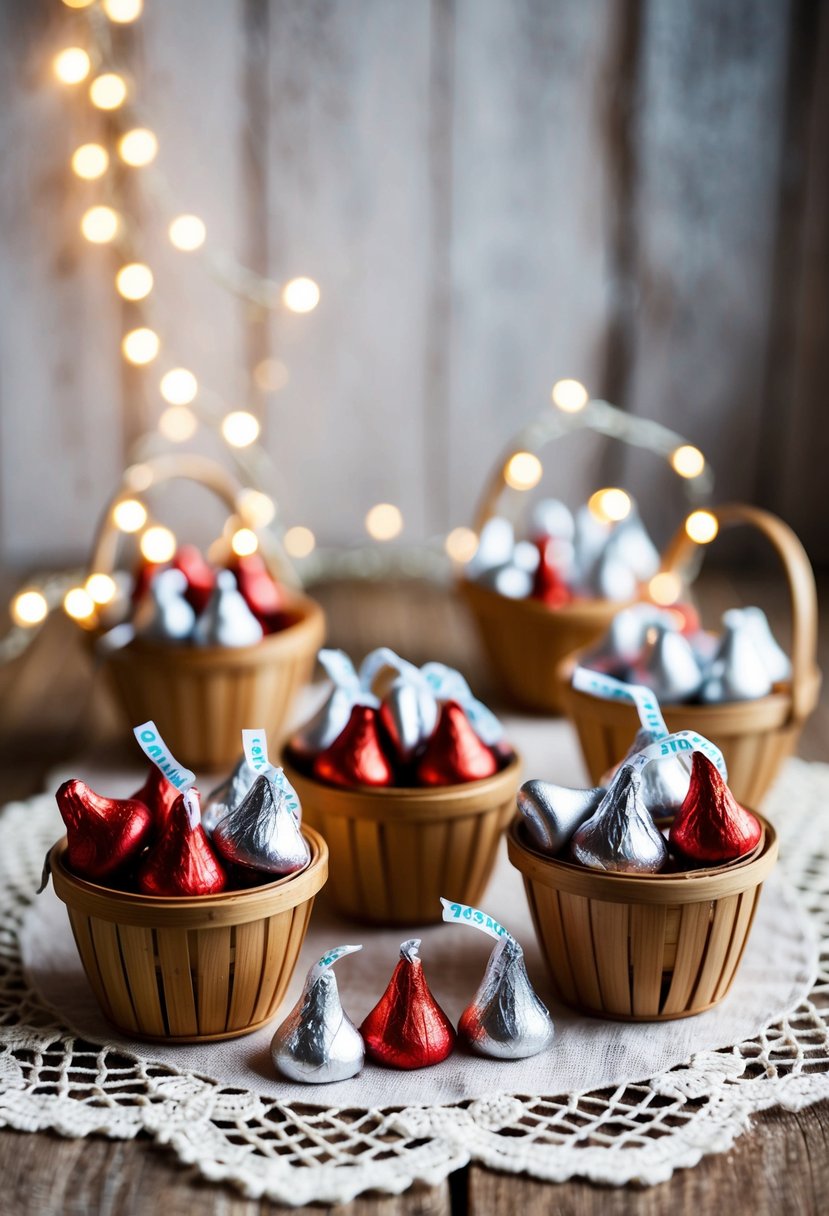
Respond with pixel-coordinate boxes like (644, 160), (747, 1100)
(0, 570), (827, 1215)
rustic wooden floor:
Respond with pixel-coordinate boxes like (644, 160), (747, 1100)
(0, 569), (827, 1215)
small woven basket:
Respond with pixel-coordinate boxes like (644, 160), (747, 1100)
(558, 504), (821, 807)
(49, 826), (328, 1043)
(90, 455), (325, 769)
(508, 814), (777, 1021)
(283, 754), (522, 925)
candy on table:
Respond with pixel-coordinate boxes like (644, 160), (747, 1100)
(271, 945), (365, 1084)
(55, 779), (153, 880)
(137, 787), (226, 896)
(212, 772), (310, 875)
(360, 939), (456, 1069)
(570, 765), (669, 874)
(670, 751), (762, 863)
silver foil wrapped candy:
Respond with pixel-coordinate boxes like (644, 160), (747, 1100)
(271, 945), (364, 1083)
(634, 623), (703, 702)
(459, 933), (555, 1060)
(603, 511), (660, 582)
(212, 772), (309, 874)
(585, 603), (677, 669)
(584, 546), (638, 602)
(380, 674), (439, 762)
(193, 569), (264, 648)
(516, 780), (605, 854)
(467, 516), (514, 577)
(571, 765), (668, 873)
(202, 756), (259, 834)
(134, 568), (196, 643)
(740, 606), (791, 683)
(529, 497), (575, 542)
(699, 611), (773, 703)
(616, 727), (690, 815)
(475, 562), (534, 599)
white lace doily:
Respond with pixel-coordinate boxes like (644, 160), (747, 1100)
(1, 758), (828, 1205)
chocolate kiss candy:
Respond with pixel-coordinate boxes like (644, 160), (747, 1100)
(531, 538), (572, 607)
(212, 773), (310, 874)
(634, 624), (703, 702)
(193, 570), (264, 648)
(291, 686), (354, 761)
(588, 604), (678, 668)
(516, 780), (605, 854)
(137, 789), (226, 896)
(417, 701), (499, 786)
(313, 704), (394, 787)
(586, 547), (638, 602)
(271, 945), (364, 1084)
(202, 756), (259, 834)
(476, 561), (533, 599)
(699, 612), (773, 703)
(670, 751), (761, 863)
(56, 779), (153, 880)
(571, 766), (668, 873)
(172, 544), (214, 615)
(614, 728), (691, 816)
(379, 674), (439, 762)
(130, 765), (181, 835)
(529, 497), (574, 542)
(360, 939), (456, 1069)
(134, 568), (196, 643)
(512, 540), (541, 574)
(604, 511), (660, 581)
(467, 516), (514, 576)
(459, 934), (554, 1060)
(233, 553), (286, 632)
(741, 606), (791, 683)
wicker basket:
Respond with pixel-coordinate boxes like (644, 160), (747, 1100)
(49, 826), (328, 1043)
(508, 814), (777, 1021)
(459, 579), (621, 713)
(557, 504), (821, 807)
(283, 754), (522, 925)
(89, 455), (325, 769)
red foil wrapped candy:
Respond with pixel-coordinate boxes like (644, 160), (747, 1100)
(417, 700), (499, 786)
(360, 939), (456, 1069)
(137, 788), (226, 896)
(55, 779), (153, 880)
(531, 538), (572, 608)
(130, 765), (181, 836)
(670, 752), (762, 864)
(173, 544), (215, 615)
(313, 704), (393, 788)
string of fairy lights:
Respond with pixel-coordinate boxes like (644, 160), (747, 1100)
(3, 0), (720, 661)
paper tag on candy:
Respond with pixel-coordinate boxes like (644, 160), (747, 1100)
(242, 728), (274, 775)
(625, 729), (727, 779)
(440, 897), (511, 943)
(133, 721), (196, 791)
(422, 664), (504, 744)
(572, 666), (669, 739)
(307, 943), (363, 984)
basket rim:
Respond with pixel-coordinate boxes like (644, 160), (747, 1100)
(48, 824), (328, 927)
(458, 576), (631, 623)
(282, 751), (522, 820)
(507, 813), (778, 905)
(102, 590), (325, 665)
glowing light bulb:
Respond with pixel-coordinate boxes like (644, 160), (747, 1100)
(588, 487), (632, 524)
(221, 410), (260, 448)
(160, 368), (197, 405)
(282, 277), (320, 313)
(504, 451), (543, 491)
(648, 572), (683, 606)
(116, 262), (153, 301)
(81, 205), (119, 244)
(140, 525), (176, 563)
(85, 573), (117, 605)
(122, 327), (160, 365)
(670, 444), (705, 479)
(11, 590), (48, 627)
(551, 378), (589, 413)
(238, 489), (276, 528)
(685, 510), (719, 545)
(253, 357), (289, 393)
(102, 0), (143, 22)
(54, 47), (91, 85)
(71, 143), (108, 180)
(169, 214), (206, 251)
(89, 73), (127, 110)
(365, 503), (403, 541)
(112, 498), (147, 532)
(118, 127), (158, 167)
(62, 0), (95, 8)
(231, 527), (259, 557)
(64, 587), (96, 622)
(158, 406), (197, 443)
(445, 526), (479, 563)
(283, 525), (316, 558)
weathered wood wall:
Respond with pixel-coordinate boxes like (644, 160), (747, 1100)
(0, 0), (826, 567)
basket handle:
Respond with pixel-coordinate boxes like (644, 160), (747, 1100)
(86, 453), (298, 587)
(661, 503), (819, 723)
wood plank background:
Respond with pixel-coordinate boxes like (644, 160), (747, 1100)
(0, 0), (827, 570)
